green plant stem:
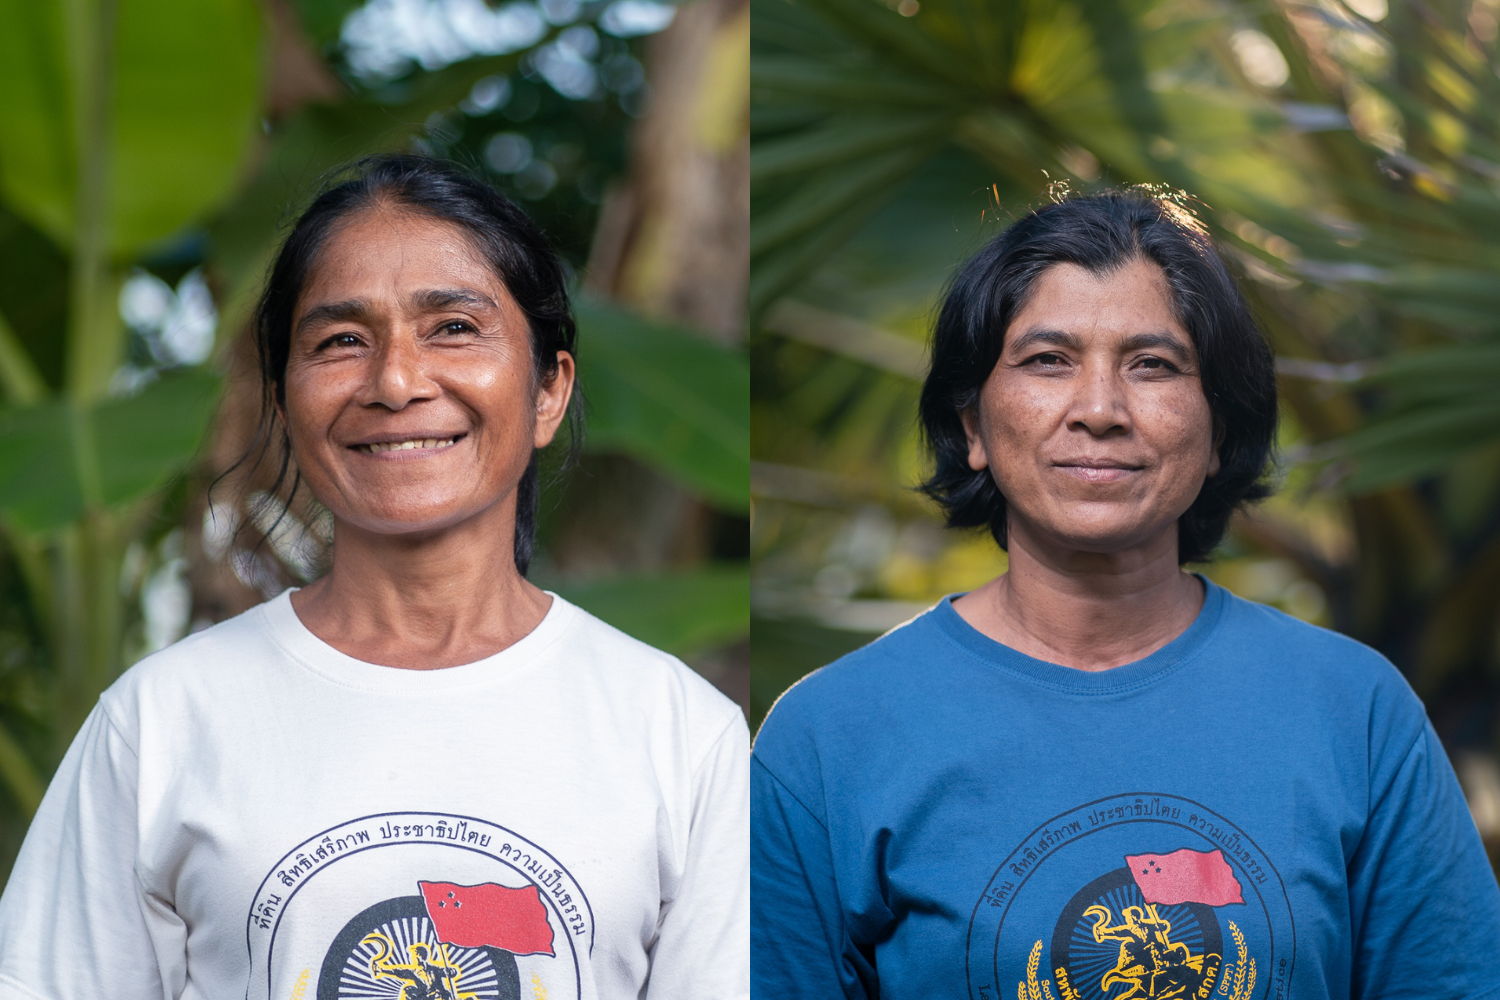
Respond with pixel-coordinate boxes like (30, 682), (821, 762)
(51, 514), (125, 762)
(3, 533), (52, 634)
(0, 310), (45, 406)
(42, 0), (128, 767)
(64, 0), (122, 404)
(68, 400), (103, 510)
(0, 721), (43, 817)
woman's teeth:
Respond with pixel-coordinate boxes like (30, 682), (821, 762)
(359, 436), (459, 453)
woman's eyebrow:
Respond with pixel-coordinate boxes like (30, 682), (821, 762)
(1119, 331), (1192, 357)
(294, 289), (500, 337)
(295, 298), (371, 336)
(409, 288), (499, 311)
(1007, 328), (1193, 359)
(1007, 328), (1084, 354)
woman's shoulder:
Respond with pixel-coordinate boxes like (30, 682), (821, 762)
(753, 605), (943, 752)
(94, 597), (284, 742)
(1213, 585), (1405, 682)
(117, 595), (276, 683)
(1210, 585), (1427, 734)
(549, 595), (745, 728)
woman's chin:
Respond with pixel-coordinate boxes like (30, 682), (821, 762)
(1019, 507), (1181, 559)
(334, 502), (498, 540)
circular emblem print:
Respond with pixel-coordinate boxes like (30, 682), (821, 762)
(318, 895), (522, 1000)
(965, 794), (1293, 1000)
(247, 812), (593, 1000)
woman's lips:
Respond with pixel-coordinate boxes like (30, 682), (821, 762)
(349, 433), (468, 455)
(1054, 463), (1140, 484)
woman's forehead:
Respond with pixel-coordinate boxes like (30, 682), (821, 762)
(296, 209), (507, 316)
(1005, 259), (1189, 347)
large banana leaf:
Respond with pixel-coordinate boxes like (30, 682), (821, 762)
(557, 563), (750, 657)
(0, 0), (262, 258)
(576, 300), (749, 513)
(0, 207), (68, 396)
(0, 400), (75, 528)
(0, 371), (221, 532)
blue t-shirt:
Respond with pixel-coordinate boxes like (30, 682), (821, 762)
(751, 582), (1500, 1000)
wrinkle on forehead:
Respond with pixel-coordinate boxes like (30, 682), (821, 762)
(1011, 251), (1181, 325)
(307, 201), (499, 292)
(294, 208), (507, 325)
(1000, 257), (1196, 366)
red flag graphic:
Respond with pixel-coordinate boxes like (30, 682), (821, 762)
(419, 881), (555, 956)
(1125, 848), (1243, 906)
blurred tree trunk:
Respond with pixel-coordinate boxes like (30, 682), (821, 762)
(585, 0), (750, 341)
(572, 0), (750, 707)
(264, 0), (342, 119)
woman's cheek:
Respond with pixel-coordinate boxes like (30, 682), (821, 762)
(997, 388), (1055, 445)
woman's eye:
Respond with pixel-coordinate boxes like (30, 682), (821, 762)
(318, 333), (361, 350)
(1138, 356), (1174, 371)
(438, 320), (474, 335)
(1030, 352), (1066, 366)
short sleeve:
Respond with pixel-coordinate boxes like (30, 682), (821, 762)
(751, 755), (876, 1000)
(0, 704), (185, 999)
(1349, 719), (1500, 1000)
(644, 714), (750, 1000)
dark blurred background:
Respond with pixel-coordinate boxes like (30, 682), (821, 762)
(0, 0), (747, 880)
(750, 0), (1500, 873)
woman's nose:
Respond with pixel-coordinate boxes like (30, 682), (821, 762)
(1067, 365), (1132, 437)
(360, 334), (438, 410)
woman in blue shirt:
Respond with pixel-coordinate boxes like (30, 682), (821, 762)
(751, 189), (1500, 1000)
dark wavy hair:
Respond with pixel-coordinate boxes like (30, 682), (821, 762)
(918, 189), (1277, 564)
(245, 154), (580, 575)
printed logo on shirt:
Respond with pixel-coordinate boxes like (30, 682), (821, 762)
(245, 811), (593, 1000)
(965, 794), (1292, 1000)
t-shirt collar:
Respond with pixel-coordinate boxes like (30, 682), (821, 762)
(926, 575), (1227, 695)
(257, 587), (578, 692)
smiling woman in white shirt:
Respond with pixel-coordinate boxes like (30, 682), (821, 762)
(0, 155), (749, 1000)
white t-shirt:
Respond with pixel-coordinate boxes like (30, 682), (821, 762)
(0, 591), (748, 1000)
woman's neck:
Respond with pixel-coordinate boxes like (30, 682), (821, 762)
(288, 499), (552, 670)
(951, 516), (1203, 672)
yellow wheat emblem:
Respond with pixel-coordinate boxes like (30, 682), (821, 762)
(1017, 940), (1057, 1000)
(1222, 921), (1258, 1000)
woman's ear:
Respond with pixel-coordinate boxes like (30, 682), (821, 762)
(532, 351), (576, 449)
(1207, 418), (1225, 478)
(960, 407), (989, 472)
